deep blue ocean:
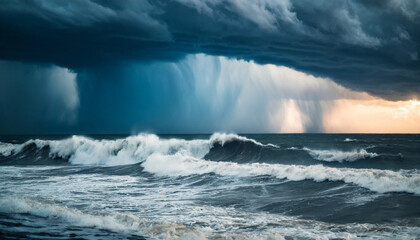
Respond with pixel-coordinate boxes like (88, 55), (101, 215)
(0, 133), (419, 239)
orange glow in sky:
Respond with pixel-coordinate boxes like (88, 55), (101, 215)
(323, 99), (420, 133)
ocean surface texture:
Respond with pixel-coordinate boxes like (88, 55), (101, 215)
(0, 134), (419, 239)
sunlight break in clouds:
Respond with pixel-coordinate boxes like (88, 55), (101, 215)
(324, 99), (420, 133)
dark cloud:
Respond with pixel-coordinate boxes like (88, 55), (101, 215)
(0, 0), (419, 100)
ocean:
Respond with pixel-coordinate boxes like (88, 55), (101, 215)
(0, 133), (419, 239)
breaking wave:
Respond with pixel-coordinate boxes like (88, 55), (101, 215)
(303, 148), (379, 163)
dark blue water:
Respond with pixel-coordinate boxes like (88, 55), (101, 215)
(1, 133), (419, 239)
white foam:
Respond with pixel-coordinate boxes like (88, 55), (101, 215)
(304, 148), (378, 162)
(0, 142), (19, 157)
(141, 154), (420, 195)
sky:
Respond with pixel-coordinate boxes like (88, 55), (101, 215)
(0, 0), (419, 134)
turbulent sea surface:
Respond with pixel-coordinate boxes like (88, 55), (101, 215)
(0, 133), (419, 239)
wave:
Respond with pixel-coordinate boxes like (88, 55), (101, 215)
(303, 148), (379, 163)
(142, 154), (420, 195)
(210, 133), (279, 148)
(0, 134), (377, 165)
(0, 133), (277, 166)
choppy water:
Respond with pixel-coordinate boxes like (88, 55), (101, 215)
(0, 133), (419, 239)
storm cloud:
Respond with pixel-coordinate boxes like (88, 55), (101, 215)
(1, 54), (372, 134)
(0, 0), (419, 99)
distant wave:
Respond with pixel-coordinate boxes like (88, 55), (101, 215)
(210, 133), (279, 148)
(287, 146), (379, 163)
(303, 148), (378, 163)
(344, 138), (357, 142)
